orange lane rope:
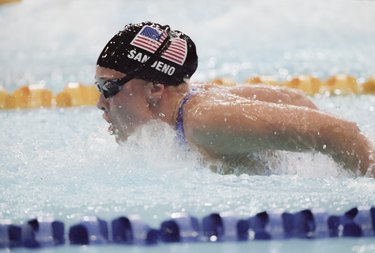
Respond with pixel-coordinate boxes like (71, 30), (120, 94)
(1, 74), (375, 110)
(0, 0), (21, 5)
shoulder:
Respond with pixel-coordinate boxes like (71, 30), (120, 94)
(183, 86), (253, 134)
(184, 85), (230, 115)
(183, 86), (219, 129)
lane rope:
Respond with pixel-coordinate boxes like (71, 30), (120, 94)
(1, 75), (375, 110)
(1, 206), (374, 248)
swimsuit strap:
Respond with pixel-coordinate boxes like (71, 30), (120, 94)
(175, 89), (196, 146)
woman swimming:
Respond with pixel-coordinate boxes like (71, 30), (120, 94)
(95, 21), (375, 177)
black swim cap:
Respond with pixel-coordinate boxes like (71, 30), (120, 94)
(96, 21), (198, 85)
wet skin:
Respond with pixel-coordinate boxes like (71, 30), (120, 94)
(96, 66), (375, 177)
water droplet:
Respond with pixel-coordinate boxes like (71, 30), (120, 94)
(210, 235), (218, 242)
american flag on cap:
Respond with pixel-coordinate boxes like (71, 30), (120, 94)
(130, 25), (168, 53)
(161, 38), (187, 66)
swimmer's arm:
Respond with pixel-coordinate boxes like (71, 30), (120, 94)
(228, 85), (318, 109)
(185, 101), (374, 176)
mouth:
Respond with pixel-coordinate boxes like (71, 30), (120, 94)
(108, 123), (120, 136)
(103, 113), (117, 136)
(108, 124), (114, 135)
(102, 112), (125, 143)
(108, 123), (122, 144)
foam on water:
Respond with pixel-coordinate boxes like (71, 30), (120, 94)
(1, 95), (375, 228)
(1, 0), (375, 251)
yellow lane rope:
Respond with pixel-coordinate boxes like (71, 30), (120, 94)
(1, 74), (375, 110)
(0, 0), (21, 5)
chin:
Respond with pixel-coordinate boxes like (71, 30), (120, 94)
(114, 133), (129, 144)
(114, 135), (123, 144)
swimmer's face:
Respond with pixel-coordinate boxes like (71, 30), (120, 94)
(96, 66), (153, 143)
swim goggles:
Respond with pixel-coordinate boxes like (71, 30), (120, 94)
(96, 26), (172, 99)
(96, 75), (134, 99)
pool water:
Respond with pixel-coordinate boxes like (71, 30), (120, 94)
(1, 0), (375, 252)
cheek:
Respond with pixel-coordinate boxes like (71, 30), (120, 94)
(110, 95), (149, 124)
(109, 100), (132, 123)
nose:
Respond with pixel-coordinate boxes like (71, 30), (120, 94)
(96, 93), (109, 112)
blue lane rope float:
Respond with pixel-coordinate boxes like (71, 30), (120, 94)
(1, 206), (375, 249)
(22, 218), (65, 248)
(112, 215), (159, 245)
(68, 216), (108, 245)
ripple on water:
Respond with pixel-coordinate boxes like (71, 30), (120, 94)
(1, 98), (375, 224)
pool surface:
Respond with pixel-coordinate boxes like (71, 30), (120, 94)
(1, 0), (375, 252)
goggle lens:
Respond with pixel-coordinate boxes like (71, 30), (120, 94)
(95, 75), (133, 98)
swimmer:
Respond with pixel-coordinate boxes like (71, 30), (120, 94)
(96, 21), (375, 177)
